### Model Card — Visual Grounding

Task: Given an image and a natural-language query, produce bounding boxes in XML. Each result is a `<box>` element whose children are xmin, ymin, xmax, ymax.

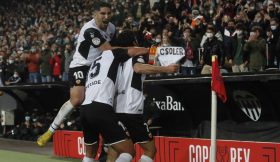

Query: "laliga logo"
<box><xmin>233</xmin><ymin>90</ymin><xmax>262</xmax><ymax>121</ymax></box>
<box><xmin>153</xmin><ymin>96</ymin><xmax>184</xmax><ymax>111</ymax></box>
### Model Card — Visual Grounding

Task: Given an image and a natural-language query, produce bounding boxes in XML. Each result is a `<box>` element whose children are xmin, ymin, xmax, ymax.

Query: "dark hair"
<box><xmin>251</xmin><ymin>26</ymin><xmax>262</xmax><ymax>34</ymax></box>
<box><xmin>93</xmin><ymin>1</ymin><xmax>111</xmax><ymax>11</ymax></box>
<box><xmin>117</xmin><ymin>30</ymin><xmax>136</xmax><ymax>47</ymax></box>
<box><xmin>270</xmin><ymin>18</ymin><xmax>279</xmax><ymax>24</ymax></box>
<box><xmin>207</xmin><ymin>26</ymin><xmax>216</xmax><ymax>33</ymax></box>
<box><xmin>235</xmin><ymin>23</ymin><xmax>244</xmax><ymax>30</ymax></box>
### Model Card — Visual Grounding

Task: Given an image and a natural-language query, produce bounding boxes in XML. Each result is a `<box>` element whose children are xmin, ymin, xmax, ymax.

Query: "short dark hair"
<box><xmin>93</xmin><ymin>1</ymin><xmax>111</xmax><ymax>11</ymax></box>
<box><xmin>235</xmin><ymin>23</ymin><xmax>245</xmax><ymax>30</ymax></box>
<box><xmin>117</xmin><ymin>30</ymin><xmax>136</xmax><ymax>47</ymax></box>
<box><xmin>251</xmin><ymin>26</ymin><xmax>262</xmax><ymax>34</ymax></box>
<box><xmin>207</xmin><ymin>26</ymin><xmax>216</xmax><ymax>33</ymax></box>
<box><xmin>270</xmin><ymin>18</ymin><xmax>279</xmax><ymax>24</ymax></box>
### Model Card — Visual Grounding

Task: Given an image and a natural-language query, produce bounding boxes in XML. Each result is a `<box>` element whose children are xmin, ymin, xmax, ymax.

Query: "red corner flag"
<box><xmin>211</xmin><ymin>55</ymin><xmax>227</xmax><ymax>103</ymax></box>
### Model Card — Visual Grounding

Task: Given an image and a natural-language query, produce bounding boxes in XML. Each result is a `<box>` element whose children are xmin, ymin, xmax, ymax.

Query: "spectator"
<box><xmin>179</xmin><ymin>27</ymin><xmax>200</xmax><ymax>75</ymax></box>
<box><xmin>62</xmin><ymin>43</ymin><xmax>73</xmax><ymax>82</ymax></box>
<box><xmin>50</xmin><ymin>50</ymin><xmax>62</xmax><ymax>82</ymax></box>
<box><xmin>17</xmin><ymin>51</ymin><xmax>28</xmax><ymax>82</ymax></box>
<box><xmin>200</xmin><ymin>26</ymin><xmax>225</xmax><ymax>74</ymax></box>
<box><xmin>25</xmin><ymin>47</ymin><xmax>40</xmax><ymax>83</ymax></box>
<box><xmin>243</xmin><ymin>26</ymin><xmax>266</xmax><ymax>72</ymax></box>
<box><xmin>267</xmin><ymin>18</ymin><xmax>280</xmax><ymax>68</ymax></box>
<box><xmin>131</xmin><ymin>0</ymin><xmax>150</xmax><ymax>21</ymax></box>
<box><xmin>0</xmin><ymin>56</ymin><xmax>5</xmax><ymax>86</ymax></box>
<box><xmin>228</xmin><ymin>23</ymin><xmax>248</xmax><ymax>73</ymax></box>
<box><xmin>40</xmin><ymin>43</ymin><xmax>52</xmax><ymax>83</ymax></box>
<box><xmin>5</xmin><ymin>70</ymin><xmax>22</xmax><ymax>85</ymax></box>
<box><xmin>5</xmin><ymin>56</ymin><xmax>17</xmax><ymax>80</ymax></box>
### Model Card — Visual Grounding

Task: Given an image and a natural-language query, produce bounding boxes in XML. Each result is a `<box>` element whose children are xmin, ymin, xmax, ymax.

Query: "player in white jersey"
<box><xmin>37</xmin><ymin>1</ymin><xmax>117</xmax><ymax>147</ymax></box>
<box><xmin>80</xmin><ymin>32</ymin><xmax>150</xmax><ymax>162</ymax></box>
<box><xmin>107</xmin><ymin>30</ymin><xmax>179</xmax><ymax>162</ymax></box>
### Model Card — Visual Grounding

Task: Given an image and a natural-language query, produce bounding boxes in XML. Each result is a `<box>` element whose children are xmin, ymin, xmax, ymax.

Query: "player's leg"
<box><xmin>106</xmin><ymin>146</ymin><xmax>119</xmax><ymax>162</ymax></box>
<box><xmin>120</xmin><ymin>114</ymin><xmax>156</xmax><ymax>162</ymax></box>
<box><xmin>111</xmin><ymin>139</ymin><xmax>135</xmax><ymax>162</ymax></box>
<box><xmin>37</xmin><ymin>87</ymin><xmax>85</xmax><ymax>147</ymax></box>
<box><xmin>138</xmin><ymin>140</ymin><xmax>156</xmax><ymax>162</ymax></box>
<box><xmin>50</xmin><ymin>86</ymin><xmax>85</xmax><ymax>130</ymax></box>
<box><xmin>99</xmin><ymin>105</ymin><xmax>135</xmax><ymax>162</ymax></box>
<box><xmin>83</xmin><ymin>143</ymin><xmax>100</xmax><ymax>162</ymax></box>
<box><xmin>80</xmin><ymin>103</ymin><xmax>100</xmax><ymax>162</ymax></box>
<box><xmin>37</xmin><ymin>66</ymin><xmax>88</xmax><ymax>147</ymax></box>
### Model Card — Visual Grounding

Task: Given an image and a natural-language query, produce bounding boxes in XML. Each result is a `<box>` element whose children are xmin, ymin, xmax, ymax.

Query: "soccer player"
<box><xmin>37</xmin><ymin>1</ymin><xmax>117</xmax><ymax>146</ymax></box>
<box><xmin>107</xmin><ymin>30</ymin><xmax>179</xmax><ymax>162</ymax></box>
<box><xmin>80</xmin><ymin>31</ymin><xmax>150</xmax><ymax>162</ymax></box>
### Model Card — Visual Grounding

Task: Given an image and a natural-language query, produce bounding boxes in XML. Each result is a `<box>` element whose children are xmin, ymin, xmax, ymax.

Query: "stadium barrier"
<box><xmin>53</xmin><ymin>130</ymin><xmax>280</xmax><ymax>162</ymax></box>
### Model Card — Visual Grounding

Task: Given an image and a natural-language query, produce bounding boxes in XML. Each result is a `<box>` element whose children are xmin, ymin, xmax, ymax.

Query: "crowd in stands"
<box><xmin>1</xmin><ymin>0</ymin><xmax>280</xmax><ymax>140</ymax></box>
<box><xmin>0</xmin><ymin>0</ymin><xmax>280</xmax><ymax>85</ymax></box>
<box><xmin>1</xmin><ymin>108</ymin><xmax>81</xmax><ymax>141</ymax></box>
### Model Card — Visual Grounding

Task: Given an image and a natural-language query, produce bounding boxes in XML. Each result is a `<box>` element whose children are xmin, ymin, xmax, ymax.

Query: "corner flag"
<box><xmin>211</xmin><ymin>55</ymin><xmax>227</xmax><ymax>103</ymax></box>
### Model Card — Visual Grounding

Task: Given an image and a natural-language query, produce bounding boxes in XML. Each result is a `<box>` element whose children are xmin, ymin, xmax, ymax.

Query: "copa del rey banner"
<box><xmin>53</xmin><ymin>130</ymin><xmax>280</xmax><ymax>162</ymax></box>
<box><xmin>157</xmin><ymin>47</ymin><xmax>185</xmax><ymax>66</ymax></box>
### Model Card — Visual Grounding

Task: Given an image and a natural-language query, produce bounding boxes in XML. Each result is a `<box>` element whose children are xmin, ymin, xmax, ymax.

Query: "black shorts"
<box><xmin>116</xmin><ymin>113</ymin><xmax>153</xmax><ymax>144</ymax></box>
<box><xmin>80</xmin><ymin>101</ymin><xmax>128</xmax><ymax>145</ymax></box>
<box><xmin>68</xmin><ymin>66</ymin><xmax>90</xmax><ymax>87</ymax></box>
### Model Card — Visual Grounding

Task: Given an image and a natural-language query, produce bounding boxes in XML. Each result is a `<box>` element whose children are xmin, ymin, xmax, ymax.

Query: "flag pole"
<box><xmin>210</xmin><ymin>90</ymin><xmax>217</xmax><ymax>162</ymax></box>
<box><xmin>210</xmin><ymin>55</ymin><xmax>218</xmax><ymax>162</ymax></box>
<box><xmin>210</xmin><ymin>55</ymin><xmax>227</xmax><ymax>162</ymax></box>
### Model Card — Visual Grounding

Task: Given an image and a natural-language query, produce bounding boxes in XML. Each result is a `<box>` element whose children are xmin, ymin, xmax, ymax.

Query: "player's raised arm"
<box><xmin>127</xmin><ymin>47</ymin><xmax>149</xmax><ymax>57</ymax></box>
<box><xmin>134</xmin><ymin>63</ymin><xmax>179</xmax><ymax>74</ymax></box>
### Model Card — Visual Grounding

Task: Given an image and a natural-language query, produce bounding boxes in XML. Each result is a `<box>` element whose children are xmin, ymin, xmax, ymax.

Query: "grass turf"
<box><xmin>0</xmin><ymin>149</ymin><xmax>81</xmax><ymax>162</ymax></box>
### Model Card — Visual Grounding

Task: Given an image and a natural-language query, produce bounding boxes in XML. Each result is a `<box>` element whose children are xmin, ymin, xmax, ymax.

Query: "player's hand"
<box><xmin>166</xmin><ymin>64</ymin><xmax>179</xmax><ymax>73</ymax></box>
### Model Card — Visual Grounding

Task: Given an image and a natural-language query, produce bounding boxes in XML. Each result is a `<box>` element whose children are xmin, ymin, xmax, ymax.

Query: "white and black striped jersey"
<box><xmin>82</xmin><ymin>49</ymin><xmax>130</xmax><ymax>106</ymax></box>
<box><xmin>115</xmin><ymin>56</ymin><xmax>147</xmax><ymax>114</ymax></box>
<box><xmin>70</xmin><ymin>19</ymin><xmax>116</xmax><ymax>68</ymax></box>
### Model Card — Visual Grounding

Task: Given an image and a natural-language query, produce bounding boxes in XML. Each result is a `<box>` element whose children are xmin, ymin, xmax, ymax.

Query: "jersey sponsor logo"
<box><xmin>76</xmin><ymin>80</ymin><xmax>81</xmax><ymax>85</ymax></box>
<box><xmin>233</xmin><ymin>90</ymin><xmax>262</xmax><ymax>121</ymax></box>
<box><xmin>153</xmin><ymin>96</ymin><xmax>184</xmax><ymax>111</ymax></box>
<box><xmin>92</xmin><ymin>37</ymin><xmax>101</xmax><ymax>46</ymax></box>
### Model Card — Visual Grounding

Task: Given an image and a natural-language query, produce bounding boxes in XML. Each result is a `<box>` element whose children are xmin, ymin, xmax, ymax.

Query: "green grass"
<box><xmin>0</xmin><ymin>149</ymin><xmax>81</xmax><ymax>162</ymax></box>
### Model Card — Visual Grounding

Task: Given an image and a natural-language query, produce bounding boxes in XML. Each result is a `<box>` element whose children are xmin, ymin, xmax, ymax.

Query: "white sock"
<box><xmin>115</xmin><ymin>153</ymin><xmax>133</xmax><ymax>162</ymax></box>
<box><xmin>49</xmin><ymin>100</ymin><xmax>74</xmax><ymax>132</ymax></box>
<box><xmin>139</xmin><ymin>155</ymin><xmax>153</xmax><ymax>162</ymax></box>
<box><xmin>82</xmin><ymin>156</ymin><xmax>99</xmax><ymax>162</ymax></box>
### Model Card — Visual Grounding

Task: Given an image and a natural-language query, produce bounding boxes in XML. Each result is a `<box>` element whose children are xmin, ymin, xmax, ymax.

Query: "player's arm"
<box><xmin>99</xmin><ymin>41</ymin><xmax>112</xmax><ymax>51</ymax></box>
<box><xmin>127</xmin><ymin>47</ymin><xmax>149</xmax><ymax>57</ymax></box>
<box><xmin>134</xmin><ymin>63</ymin><xmax>178</xmax><ymax>74</ymax></box>
<box><xmin>133</xmin><ymin>56</ymin><xmax>179</xmax><ymax>74</ymax></box>
<box><xmin>112</xmin><ymin>48</ymin><xmax>149</xmax><ymax>64</ymax></box>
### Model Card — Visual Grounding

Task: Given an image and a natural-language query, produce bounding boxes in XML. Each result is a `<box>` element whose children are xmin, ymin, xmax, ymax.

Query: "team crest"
<box><xmin>76</xmin><ymin>80</ymin><xmax>81</xmax><ymax>85</ymax></box>
<box><xmin>92</xmin><ymin>38</ymin><xmax>101</xmax><ymax>46</ymax></box>
<box><xmin>233</xmin><ymin>90</ymin><xmax>262</xmax><ymax>121</ymax></box>
<box><xmin>137</xmin><ymin>57</ymin><xmax>145</xmax><ymax>63</ymax></box>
